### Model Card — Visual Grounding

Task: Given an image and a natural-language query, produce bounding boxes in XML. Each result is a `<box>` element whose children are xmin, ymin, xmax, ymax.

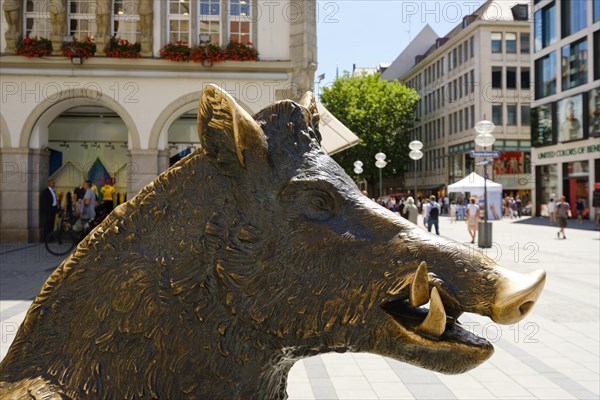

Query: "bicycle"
<box><xmin>44</xmin><ymin>211</ymin><xmax>86</xmax><ymax>256</ymax></box>
<box><xmin>45</xmin><ymin>203</ymin><xmax>110</xmax><ymax>256</ymax></box>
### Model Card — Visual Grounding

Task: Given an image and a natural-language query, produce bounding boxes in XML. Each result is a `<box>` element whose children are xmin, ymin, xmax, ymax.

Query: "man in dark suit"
<box><xmin>40</xmin><ymin>178</ymin><xmax>58</xmax><ymax>240</ymax></box>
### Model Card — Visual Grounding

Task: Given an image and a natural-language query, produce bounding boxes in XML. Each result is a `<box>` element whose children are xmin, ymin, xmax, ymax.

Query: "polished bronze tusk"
<box><xmin>417</xmin><ymin>287</ymin><xmax>446</xmax><ymax>337</ymax></box>
<box><xmin>410</xmin><ymin>261</ymin><xmax>430</xmax><ymax>307</ymax></box>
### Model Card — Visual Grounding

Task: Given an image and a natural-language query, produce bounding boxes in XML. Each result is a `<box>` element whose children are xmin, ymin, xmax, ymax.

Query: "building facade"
<box><xmin>530</xmin><ymin>0</ymin><xmax>600</xmax><ymax>219</ymax></box>
<box><xmin>0</xmin><ymin>0</ymin><xmax>318</xmax><ymax>242</ymax></box>
<box><xmin>383</xmin><ymin>0</ymin><xmax>534</xmax><ymax>202</ymax></box>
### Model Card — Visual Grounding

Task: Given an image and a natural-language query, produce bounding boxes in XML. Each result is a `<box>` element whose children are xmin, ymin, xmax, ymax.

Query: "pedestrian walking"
<box><xmin>548</xmin><ymin>195</ymin><xmax>556</xmax><ymax>225</ymax></box>
<box><xmin>555</xmin><ymin>196</ymin><xmax>571</xmax><ymax>239</ymax></box>
<box><xmin>466</xmin><ymin>197</ymin><xmax>479</xmax><ymax>244</ymax></box>
<box><xmin>403</xmin><ymin>196</ymin><xmax>419</xmax><ymax>225</ymax></box>
<box><xmin>426</xmin><ymin>195</ymin><xmax>441</xmax><ymax>235</ymax></box>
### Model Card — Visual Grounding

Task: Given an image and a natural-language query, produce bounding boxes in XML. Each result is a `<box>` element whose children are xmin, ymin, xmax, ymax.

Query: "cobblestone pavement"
<box><xmin>1</xmin><ymin>216</ymin><xmax>599</xmax><ymax>399</ymax></box>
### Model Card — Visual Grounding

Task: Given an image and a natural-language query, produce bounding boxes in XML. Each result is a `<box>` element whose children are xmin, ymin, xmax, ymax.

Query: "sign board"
<box><xmin>470</xmin><ymin>150</ymin><xmax>501</xmax><ymax>158</ymax></box>
<box><xmin>476</xmin><ymin>160</ymin><xmax>494</xmax><ymax>166</ymax></box>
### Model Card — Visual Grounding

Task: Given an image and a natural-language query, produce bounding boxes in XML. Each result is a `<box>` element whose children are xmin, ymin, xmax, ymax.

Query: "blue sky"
<box><xmin>315</xmin><ymin>0</ymin><xmax>487</xmax><ymax>93</ymax></box>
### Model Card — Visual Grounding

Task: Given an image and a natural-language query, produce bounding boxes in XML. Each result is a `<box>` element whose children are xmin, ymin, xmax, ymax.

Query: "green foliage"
<box><xmin>320</xmin><ymin>72</ymin><xmax>419</xmax><ymax>184</ymax></box>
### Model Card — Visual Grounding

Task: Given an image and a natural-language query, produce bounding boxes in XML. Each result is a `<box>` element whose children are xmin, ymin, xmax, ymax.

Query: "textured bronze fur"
<box><xmin>0</xmin><ymin>86</ymin><xmax>543</xmax><ymax>399</ymax></box>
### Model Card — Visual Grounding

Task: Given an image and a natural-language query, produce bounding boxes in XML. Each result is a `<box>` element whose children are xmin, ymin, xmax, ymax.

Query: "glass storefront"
<box><xmin>563</xmin><ymin>160</ymin><xmax>590</xmax><ymax>218</ymax></box>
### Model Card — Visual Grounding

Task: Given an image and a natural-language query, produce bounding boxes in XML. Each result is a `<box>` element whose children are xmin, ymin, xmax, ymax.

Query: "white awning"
<box><xmin>317</xmin><ymin>102</ymin><xmax>360</xmax><ymax>155</ymax></box>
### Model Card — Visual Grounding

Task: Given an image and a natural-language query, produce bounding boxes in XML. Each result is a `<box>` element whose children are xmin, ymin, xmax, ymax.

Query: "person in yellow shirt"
<box><xmin>101</xmin><ymin>178</ymin><xmax>116</xmax><ymax>214</ymax></box>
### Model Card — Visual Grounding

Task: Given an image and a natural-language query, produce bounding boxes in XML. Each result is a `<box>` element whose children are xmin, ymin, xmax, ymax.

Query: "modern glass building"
<box><xmin>531</xmin><ymin>0</ymin><xmax>600</xmax><ymax>218</ymax></box>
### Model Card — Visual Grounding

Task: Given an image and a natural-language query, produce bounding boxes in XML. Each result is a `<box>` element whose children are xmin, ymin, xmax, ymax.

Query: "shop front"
<box><xmin>533</xmin><ymin>141</ymin><xmax>600</xmax><ymax>218</ymax></box>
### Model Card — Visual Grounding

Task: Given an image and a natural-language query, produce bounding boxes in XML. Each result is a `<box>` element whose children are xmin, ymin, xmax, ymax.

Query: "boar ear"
<box><xmin>198</xmin><ymin>84</ymin><xmax>267</xmax><ymax>167</ymax></box>
<box><xmin>298</xmin><ymin>91</ymin><xmax>322</xmax><ymax>144</ymax></box>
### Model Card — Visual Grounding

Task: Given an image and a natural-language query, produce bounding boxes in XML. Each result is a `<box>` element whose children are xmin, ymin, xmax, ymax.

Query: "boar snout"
<box><xmin>491</xmin><ymin>267</ymin><xmax>546</xmax><ymax>324</ymax></box>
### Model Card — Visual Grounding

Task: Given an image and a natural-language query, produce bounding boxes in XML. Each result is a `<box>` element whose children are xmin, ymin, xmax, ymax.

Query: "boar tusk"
<box><xmin>410</xmin><ymin>261</ymin><xmax>430</xmax><ymax>307</ymax></box>
<box><xmin>417</xmin><ymin>287</ymin><xmax>446</xmax><ymax>338</ymax></box>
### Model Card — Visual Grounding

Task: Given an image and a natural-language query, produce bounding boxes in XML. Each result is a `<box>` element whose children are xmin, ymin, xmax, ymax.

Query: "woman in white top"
<box><xmin>466</xmin><ymin>197</ymin><xmax>480</xmax><ymax>244</ymax></box>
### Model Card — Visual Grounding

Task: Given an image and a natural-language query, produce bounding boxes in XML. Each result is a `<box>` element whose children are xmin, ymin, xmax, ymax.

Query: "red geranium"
<box><xmin>16</xmin><ymin>35</ymin><xmax>53</xmax><ymax>58</ymax></box>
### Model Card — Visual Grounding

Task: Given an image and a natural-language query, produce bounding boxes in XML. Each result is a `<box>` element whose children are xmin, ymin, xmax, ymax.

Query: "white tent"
<box><xmin>448</xmin><ymin>172</ymin><xmax>503</xmax><ymax>220</ymax></box>
<box><xmin>317</xmin><ymin>102</ymin><xmax>360</xmax><ymax>155</ymax></box>
<box><xmin>448</xmin><ymin>172</ymin><xmax>502</xmax><ymax>193</ymax></box>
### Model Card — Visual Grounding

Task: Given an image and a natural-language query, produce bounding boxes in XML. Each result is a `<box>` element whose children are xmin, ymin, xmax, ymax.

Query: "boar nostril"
<box><xmin>519</xmin><ymin>301</ymin><xmax>534</xmax><ymax>315</ymax></box>
<box><xmin>491</xmin><ymin>268</ymin><xmax>546</xmax><ymax>324</ymax></box>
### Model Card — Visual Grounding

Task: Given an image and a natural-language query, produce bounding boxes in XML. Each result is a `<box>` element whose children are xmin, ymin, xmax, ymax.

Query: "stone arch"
<box><xmin>19</xmin><ymin>88</ymin><xmax>140</xmax><ymax>149</ymax></box>
<box><xmin>0</xmin><ymin>113</ymin><xmax>11</xmax><ymax>148</ymax></box>
<box><xmin>148</xmin><ymin>91</ymin><xmax>253</xmax><ymax>150</ymax></box>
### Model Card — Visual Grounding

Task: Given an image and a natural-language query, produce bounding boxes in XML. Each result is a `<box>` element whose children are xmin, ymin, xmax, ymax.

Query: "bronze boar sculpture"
<box><xmin>0</xmin><ymin>85</ymin><xmax>545</xmax><ymax>399</ymax></box>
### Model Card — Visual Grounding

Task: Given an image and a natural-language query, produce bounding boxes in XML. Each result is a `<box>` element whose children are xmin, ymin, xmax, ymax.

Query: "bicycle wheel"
<box><xmin>45</xmin><ymin>229</ymin><xmax>78</xmax><ymax>256</ymax></box>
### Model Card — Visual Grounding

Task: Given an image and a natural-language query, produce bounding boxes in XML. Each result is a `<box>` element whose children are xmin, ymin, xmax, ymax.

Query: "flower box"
<box><xmin>16</xmin><ymin>35</ymin><xmax>53</xmax><ymax>58</ymax></box>
<box><xmin>223</xmin><ymin>40</ymin><xmax>258</xmax><ymax>61</ymax></box>
<box><xmin>159</xmin><ymin>41</ymin><xmax>191</xmax><ymax>62</ymax></box>
<box><xmin>105</xmin><ymin>37</ymin><xmax>141</xmax><ymax>59</ymax></box>
<box><xmin>62</xmin><ymin>37</ymin><xmax>96</xmax><ymax>60</ymax></box>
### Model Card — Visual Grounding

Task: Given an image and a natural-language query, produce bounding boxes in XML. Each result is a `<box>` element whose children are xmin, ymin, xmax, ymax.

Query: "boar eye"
<box><xmin>304</xmin><ymin>190</ymin><xmax>336</xmax><ymax>221</ymax></box>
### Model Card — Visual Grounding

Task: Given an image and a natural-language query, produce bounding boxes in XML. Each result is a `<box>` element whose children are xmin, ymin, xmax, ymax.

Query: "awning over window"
<box><xmin>317</xmin><ymin>102</ymin><xmax>360</xmax><ymax>155</ymax></box>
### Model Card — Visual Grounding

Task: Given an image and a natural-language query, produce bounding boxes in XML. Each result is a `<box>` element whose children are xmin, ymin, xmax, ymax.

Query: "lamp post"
<box><xmin>474</xmin><ymin>120</ymin><xmax>496</xmax><ymax>248</ymax></box>
<box><xmin>353</xmin><ymin>160</ymin><xmax>363</xmax><ymax>189</ymax></box>
<box><xmin>408</xmin><ymin>140</ymin><xmax>423</xmax><ymax>200</ymax></box>
<box><xmin>375</xmin><ymin>152</ymin><xmax>387</xmax><ymax>199</ymax></box>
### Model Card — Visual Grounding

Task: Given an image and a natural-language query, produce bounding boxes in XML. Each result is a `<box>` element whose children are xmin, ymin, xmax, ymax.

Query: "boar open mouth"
<box><xmin>380</xmin><ymin>261</ymin><xmax>492</xmax><ymax>350</ymax></box>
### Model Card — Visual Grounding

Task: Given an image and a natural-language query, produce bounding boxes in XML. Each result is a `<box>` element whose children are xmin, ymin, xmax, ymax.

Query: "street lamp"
<box><xmin>353</xmin><ymin>160</ymin><xmax>363</xmax><ymax>188</ymax></box>
<box><xmin>474</xmin><ymin>120</ymin><xmax>496</xmax><ymax>248</ymax></box>
<box><xmin>408</xmin><ymin>140</ymin><xmax>423</xmax><ymax>200</ymax></box>
<box><xmin>375</xmin><ymin>152</ymin><xmax>387</xmax><ymax>199</ymax></box>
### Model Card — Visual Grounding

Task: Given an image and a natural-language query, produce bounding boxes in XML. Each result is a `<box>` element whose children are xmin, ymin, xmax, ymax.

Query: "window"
<box><xmin>449</xmin><ymin>114</ymin><xmax>454</xmax><ymax>134</ymax></box>
<box><xmin>463</xmin><ymin>40</ymin><xmax>468</xmax><ymax>62</ymax></box>
<box><xmin>521</xmin><ymin>105</ymin><xmax>530</xmax><ymax>125</ymax></box>
<box><xmin>561</xmin><ymin>0</ymin><xmax>587</xmax><ymax>38</ymax></box>
<box><xmin>458</xmin><ymin>44</ymin><xmax>463</xmax><ymax>65</ymax></box>
<box><xmin>470</xmin><ymin>36</ymin><xmax>474</xmax><ymax>58</ymax></box>
<box><xmin>531</xmin><ymin>104</ymin><xmax>555</xmax><ymax>146</ymax></box>
<box><xmin>448</xmin><ymin>52</ymin><xmax>453</xmax><ymax>71</ymax></box>
<box><xmin>454</xmin><ymin>111</ymin><xmax>458</xmax><ymax>133</ymax></box>
<box><xmin>199</xmin><ymin>0</ymin><xmax>221</xmax><ymax>45</ymax></box>
<box><xmin>506</xmin><ymin>67</ymin><xmax>517</xmax><ymax>89</ymax></box>
<box><xmin>492</xmin><ymin>104</ymin><xmax>503</xmax><ymax>125</ymax></box>
<box><xmin>69</xmin><ymin>0</ymin><xmax>97</xmax><ymax>40</ymax></box>
<box><xmin>561</xmin><ymin>38</ymin><xmax>588</xmax><ymax>90</ymax></box>
<box><xmin>595</xmin><ymin>30</ymin><xmax>600</xmax><ymax>81</ymax></box>
<box><xmin>506</xmin><ymin>33</ymin><xmax>517</xmax><ymax>53</ymax></box>
<box><xmin>595</xmin><ymin>0</ymin><xmax>600</xmax><ymax>22</ymax></box>
<box><xmin>470</xmin><ymin>105</ymin><xmax>475</xmax><ymax>128</ymax></box>
<box><xmin>459</xmin><ymin>76</ymin><xmax>463</xmax><ymax>98</ymax></box>
<box><xmin>470</xmin><ymin>70</ymin><xmax>475</xmax><ymax>93</ymax></box>
<box><xmin>520</xmin><ymin>32</ymin><xmax>530</xmax><ymax>53</ymax></box>
<box><xmin>492</xmin><ymin>67</ymin><xmax>502</xmax><ymax>88</ymax></box>
<box><xmin>168</xmin><ymin>0</ymin><xmax>191</xmax><ymax>43</ymax></box>
<box><xmin>459</xmin><ymin>110</ymin><xmax>463</xmax><ymax>131</ymax></box>
<box><xmin>453</xmin><ymin>48</ymin><xmax>458</xmax><ymax>68</ymax></box>
<box><xmin>507</xmin><ymin>104</ymin><xmax>517</xmax><ymax>125</ymax></box>
<box><xmin>464</xmin><ymin>108</ymin><xmax>469</xmax><ymax>130</ymax></box>
<box><xmin>535</xmin><ymin>51</ymin><xmax>557</xmax><ymax>99</ymax></box>
<box><xmin>229</xmin><ymin>0</ymin><xmax>252</xmax><ymax>44</ymax></box>
<box><xmin>491</xmin><ymin>32</ymin><xmax>502</xmax><ymax>53</ymax></box>
<box><xmin>558</xmin><ymin>95</ymin><xmax>584</xmax><ymax>142</ymax></box>
<box><xmin>25</xmin><ymin>0</ymin><xmax>52</xmax><ymax>38</ymax></box>
<box><xmin>521</xmin><ymin>68</ymin><xmax>530</xmax><ymax>89</ymax></box>
<box><xmin>114</xmin><ymin>0</ymin><xmax>140</xmax><ymax>43</ymax></box>
<box><xmin>534</xmin><ymin>2</ymin><xmax>556</xmax><ymax>52</ymax></box>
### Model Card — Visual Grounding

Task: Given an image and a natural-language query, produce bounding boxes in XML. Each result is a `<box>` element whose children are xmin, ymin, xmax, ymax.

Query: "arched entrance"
<box><xmin>47</xmin><ymin>105</ymin><xmax>130</xmax><ymax>211</ymax></box>
<box><xmin>19</xmin><ymin>89</ymin><xmax>139</xmax><ymax>242</ymax></box>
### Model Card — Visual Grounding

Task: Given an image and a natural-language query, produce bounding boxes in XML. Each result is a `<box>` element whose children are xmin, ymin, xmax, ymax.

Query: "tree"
<box><xmin>320</xmin><ymin>72</ymin><xmax>419</xmax><ymax>195</ymax></box>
